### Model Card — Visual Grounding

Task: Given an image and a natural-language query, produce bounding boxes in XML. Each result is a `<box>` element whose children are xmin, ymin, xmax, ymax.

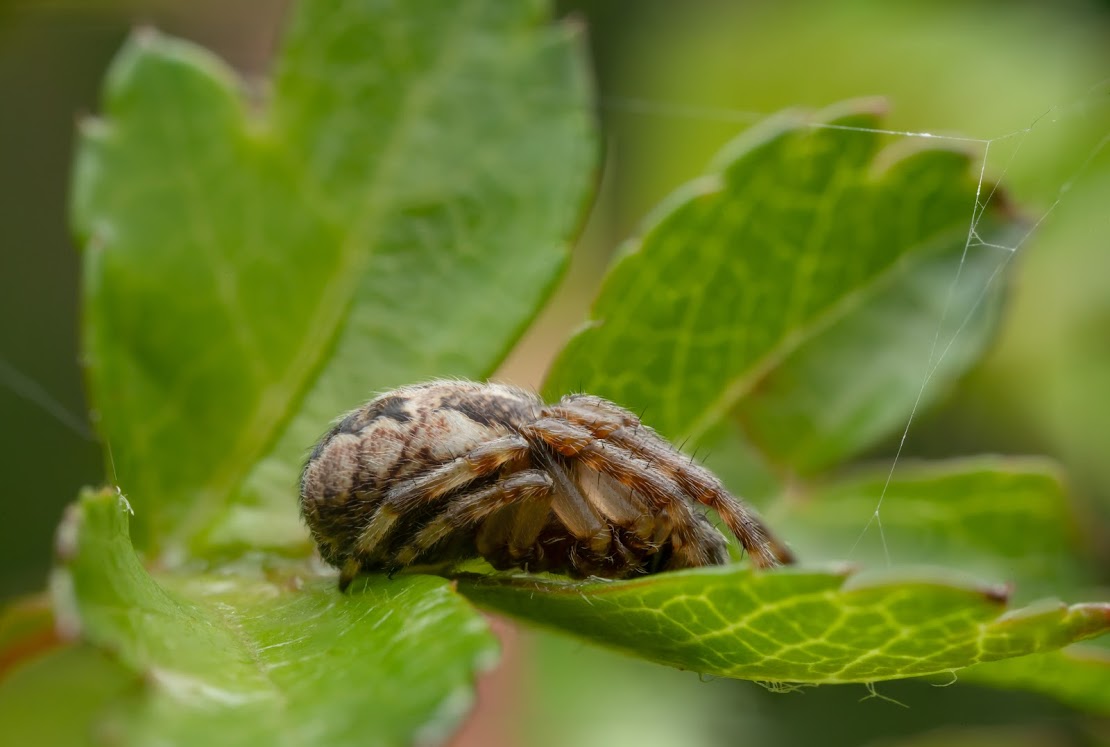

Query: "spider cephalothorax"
<box><xmin>300</xmin><ymin>380</ymin><xmax>794</xmax><ymax>590</ymax></box>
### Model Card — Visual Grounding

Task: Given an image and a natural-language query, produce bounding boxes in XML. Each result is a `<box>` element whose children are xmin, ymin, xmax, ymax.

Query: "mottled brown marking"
<box><xmin>299</xmin><ymin>380</ymin><xmax>793</xmax><ymax>589</ymax></box>
<box><xmin>440</xmin><ymin>388</ymin><xmax>533</xmax><ymax>428</ymax></box>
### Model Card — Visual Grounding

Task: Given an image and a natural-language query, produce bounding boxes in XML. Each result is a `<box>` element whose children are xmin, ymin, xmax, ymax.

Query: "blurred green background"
<box><xmin>1</xmin><ymin>0</ymin><xmax>1107</xmax><ymax>745</ymax></box>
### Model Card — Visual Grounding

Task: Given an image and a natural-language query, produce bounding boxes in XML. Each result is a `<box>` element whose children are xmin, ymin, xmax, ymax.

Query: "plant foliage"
<box><xmin>0</xmin><ymin>0</ymin><xmax>1106</xmax><ymax>744</ymax></box>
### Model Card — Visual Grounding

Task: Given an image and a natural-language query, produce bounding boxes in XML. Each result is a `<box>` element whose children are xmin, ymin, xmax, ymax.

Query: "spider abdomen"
<box><xmin>299</xmin><ymin>380</ymin><xmax>794</xmax><ymax>590</ymax></box>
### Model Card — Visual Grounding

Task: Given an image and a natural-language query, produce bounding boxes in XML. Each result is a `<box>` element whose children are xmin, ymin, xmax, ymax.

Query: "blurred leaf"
<box><xmin>869</xmin><ymin>724</ymin><xmax>1068</xmax><ymax>747</ymax></box>
<box><xmin>732</xmin><ymin>239</ymin><xmax>1012</xmax><ymax>475</ymax></box>
<box><xmin>957</xmin><ymin>646</ymin><xmax>1110</xmax><ymax>717</ymax></box>
<box><xmin>0</xmin><ymin>593</ymin><xmax>55</xmax><ymax>668</ymax></box>
<box><xmin>460</xmin><ymin>567</ymin><xmax>1109</xmax><ymax>684</ymax></box>
<box><xmin>71</xmin><ymin>0</ymin><xmax>594</xmax><ymax>552</ymax></box>
<box><xmin>782</xmin><ymin>456</ymin><xmax>1110</xmax><ymax>713</ymax></box>
<box><xmin>980</xmin><ymin>173</ymin><xmax>1110</xmax><ymax>520</ymax></box>
<box><xmin>778</xmin><ymin>457</ymin><xmax>1095</xmax><ymax>602</ymax></box>
<box><xmin>543</xmin><ymin>100</ymin><xmax>1021</xmax><ymax>474</ymax></box>
<box><xmin>50</xmin><ymin>488</ymin><xmax>498</xmax><ymax>747</ymax></box>
<box><xmin>0</xmin><ymin>643</ymin><xmax>136</xmax><ymax>747</ymax></box>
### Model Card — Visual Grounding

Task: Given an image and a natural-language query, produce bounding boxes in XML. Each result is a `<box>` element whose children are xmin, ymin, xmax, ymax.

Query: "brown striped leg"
<box><xmin>551</xmin><ymin>398</ymin><xmax>794</xmax><ymax>568</ymax></box>
<box><xmin>522</xmin><ymin>418</ymin><xmax>724</xmax><ymax>568</ymax></box>
<box><xmin>390</xmin><ymin>470</ymin><xmax>553</xmax><ymax>567</ymax></box>
<box><xmin>351</xmin><ymin>434</ymin><xmax>531</xmax><ymax>563</ymax></box>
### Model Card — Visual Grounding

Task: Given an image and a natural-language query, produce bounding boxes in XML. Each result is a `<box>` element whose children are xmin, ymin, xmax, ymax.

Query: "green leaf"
<box><xmin>0</xmin><ymin>644</ymin><xmax>136</xmax><ymax>747</ymax></box>
<box><xmin>459</xmin><ymin>567</ymin><xmax>1109</xmax><ymax>684</ymax></box>
<box><xmin>71</xmin><ymin>0</ymin><xmax>595</xmax><ymax>552</ymax></box>
<box><xmin>958</xmin><ymin>646</ymin><xmax>1110</xmax><ymax>716</ymax></box>
<box><xmin>0</xmin><ymin>597</ymin><xmax>133</xmax><ymax>747</ymax></box>
<box><xmin>777</xmin><ymin>457</ymin><xmax>1096</xmax><ymax>602</ymax></box>
<box><xmin>731</xmin><ymin>237</ymin><xmax>1010</xmax><ymax>475</ymax></box>
<box><xmin>50</xmin><ymin>488</ymin><xmax>498</xmax><ymax>746</ymax></box>
<box><xmin>543</xmin><ymin>100</ymin><xmax>1021</xmax><ymax>473</ymax></box>
<box><xmin>869</xmin><ymin>725</ymin><xmax>1074</xmax><ymax>747</ymax></box>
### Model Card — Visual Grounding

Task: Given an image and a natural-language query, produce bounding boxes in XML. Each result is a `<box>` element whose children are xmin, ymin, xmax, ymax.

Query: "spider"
<box><xmin>300</xmin><ymin>380</ymin><xmax>794</xmax><ymax>590</ymax></box>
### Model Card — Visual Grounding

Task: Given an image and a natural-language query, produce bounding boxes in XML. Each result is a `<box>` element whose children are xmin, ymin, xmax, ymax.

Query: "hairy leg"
<box><xmin>352</xmin><ymin>434</ymin><xmax>531</xmax><ymax>562</ymax></box>
<box><xmin>572</xmin><ymin>463</ymin><xmax>654</xmax><ymax>541</ymax></box>
<box><xmin>522</xmin><ymin>417</ymin><xmax>723</xmax><ymax>568</ymax></box>
<box><xmin>551</xmin><ymin>398</ymin><xmax>794</xmax><ymax>568</ymax></box>
<box><xmin>535</xmin><ymin>451</ymin><xmax>613</xmax><ymax>557</ymax></box>
<box><xmin>390</xmin><ymin>469</ymin><xmax>554</xmax><ymax>567</ymax></box>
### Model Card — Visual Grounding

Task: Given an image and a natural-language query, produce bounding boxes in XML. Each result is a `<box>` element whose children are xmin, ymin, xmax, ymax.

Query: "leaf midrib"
<box><xmin>173</xmin><ymin>0</ymin><xmax>486</xmax><ymax>546</ymax></box>
<box><xmin>680</xmin><ymin>219</ymin><xmax>975</xmax><ymax>445</ymax></box>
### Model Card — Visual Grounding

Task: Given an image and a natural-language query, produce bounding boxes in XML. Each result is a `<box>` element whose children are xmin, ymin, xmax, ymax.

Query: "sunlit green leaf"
<box><xmin>50</xmin><ymin>488</ymin><xmax>498</xmax><ymax>746</ymax></box>
<box><xmin>71</xmin><ymin>0</ymin><xmax>594</xmax><ymax>552</ymax></box>
<box><xmin>543</xmin><ymin>100</ymin><xmax>1022</xmax><ymax>474</ymax></box>
<box><xmin>51</xmin><ymin>0</ymin><xmax>1108</xmax><ymax>738</ymax></box>
<box><xmin>460</xmin><ymin>566</ymin><xmax>1109</xmax><ymax>684</ymax></box>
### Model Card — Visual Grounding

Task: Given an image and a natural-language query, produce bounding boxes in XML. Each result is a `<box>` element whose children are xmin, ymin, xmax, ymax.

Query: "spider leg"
<box><xmin>480</xmin><ymin>488</ymin><xmax>555</xmax><ymax>565</ymax></box>
<box><xmin>551</xmin><ymin>398</ymin><xmax>795</xmax><ymax>568</ymax></box>
<box><xmin>536</xmin><ymin>451</ymin><xmax>614</xmax><ymax>557</ymax></box>
<box><xmin>339</xmin><ymin>557</ymin><xmax>362</xmax><ymax>591</ymax></box>
<box><xmin>664</xmin><ymin>458</ymin><xmax>794</xmax><ymax>567</ymax></box>
<box><xmin>549</xmin><ymin>394</ymin><xmax>637</xmax><ymax>435</ymax></box>
<box><xmin>352</xmin><ymin>434</ymin><xmax>531</xmax><ymax>562</ymax></box>
<box><xmin>572</xmin><ymin>462</ymin><xmax>654</xmax><ymax>540</ymax></box>
<box><xmin>522</xmin><ymin>417</ymin><xmax>723</xmax><ymax>568</ymax></box>
<box><xmin>391</xmin><ymin>470</ymin><xmax>554</xmax><ymax>567</ymax></box>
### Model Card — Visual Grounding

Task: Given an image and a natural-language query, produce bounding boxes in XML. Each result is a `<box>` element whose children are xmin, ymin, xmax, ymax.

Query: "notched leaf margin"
<box><xmin>457</xmin><ymin>563</ymin><xmax>1109</xmax><ymax>684</ymax></box>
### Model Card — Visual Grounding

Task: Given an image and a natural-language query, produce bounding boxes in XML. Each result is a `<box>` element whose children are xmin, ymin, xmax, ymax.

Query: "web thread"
<box><xmin>1</xmin><ymin>76</ymin><xmax>1108</xmax><ymax>568</ymax></box>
